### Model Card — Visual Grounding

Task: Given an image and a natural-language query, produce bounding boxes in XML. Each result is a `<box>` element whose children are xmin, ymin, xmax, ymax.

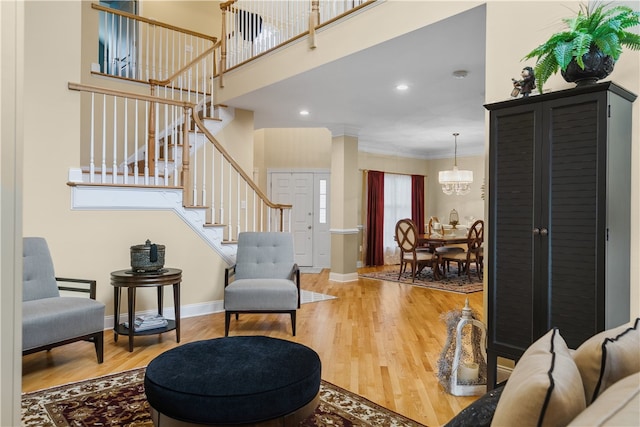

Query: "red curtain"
<box><xmin>411</xmin><ymin>175</ymin><xmax>425</xmax><ymax>234</ymax></box>
<box><xmin>366</xmin><ymin>171</ymin><xmax>385</xmax><ymax>266</ymax></box>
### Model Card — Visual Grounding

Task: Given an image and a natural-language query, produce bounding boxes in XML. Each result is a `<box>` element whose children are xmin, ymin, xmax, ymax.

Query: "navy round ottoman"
<box><xmin>144</xmin><ymin>336</ymin><xmax>322</xmax><ymax>426</ymax></box>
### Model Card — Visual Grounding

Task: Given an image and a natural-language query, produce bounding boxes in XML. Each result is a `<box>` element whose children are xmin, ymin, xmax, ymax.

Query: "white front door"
<box><xmin>270</xmin><ymin>172</ymin><xmax>314</xmax><ymax>266</ymax></box>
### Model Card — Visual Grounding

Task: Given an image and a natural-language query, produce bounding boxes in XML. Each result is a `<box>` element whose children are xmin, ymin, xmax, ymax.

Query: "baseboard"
<box><xmin>328</xmin><ymin>271</ymin><xmax>358</xmax><ymax>282</ymax></box>
<box><xmin>103</xmin><ymin>300</ymin><xmax>224</xmax><ymax>330</ymax></box>
<box><xmin>496</xmin><ymin>364</ymin><xmax>513</xmax><ymax>384</ymax></box>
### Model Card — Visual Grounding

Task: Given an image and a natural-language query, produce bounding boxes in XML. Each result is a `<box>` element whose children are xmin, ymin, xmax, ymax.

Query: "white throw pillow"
<box><xmin>573</xmin><ymin>318</ymin><xmax>640</xmax><ymax>404</ymax></box>
<box><xmin>567</xmin><ymin>372</ymin><xmax>640</xmax><ymax>426</ymax></box>
<box><xmin>491</xmin><ymin>328</ymin><xmax>586</xmax><ymax>427</ymax></box>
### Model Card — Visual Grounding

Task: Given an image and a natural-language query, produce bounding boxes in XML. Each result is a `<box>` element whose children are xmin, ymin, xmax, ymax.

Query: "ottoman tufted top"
<box><xmin>144</xmin><ymin>336</ymin><xmax>322</xmax><ymax>424</ymax></box>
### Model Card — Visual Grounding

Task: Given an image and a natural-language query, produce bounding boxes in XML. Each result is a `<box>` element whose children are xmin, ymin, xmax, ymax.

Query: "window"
<box><xmin>98</xmin><ymin>1</ymin><xmax>138</xmax><ymax>78</ymax></box>
<box><xmin>318</xmin><ymin>179</ymin><xmax>327</xmax><ymax>224</ymax></box>
<box><xmin>383</xmin><ymin>174</ymin><xmax>411</xmax><ymax>264</ymax></box>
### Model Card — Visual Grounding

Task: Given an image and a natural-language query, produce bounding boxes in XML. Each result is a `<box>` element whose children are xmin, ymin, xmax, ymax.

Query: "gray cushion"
<box><xmin>22</xmin><ymin>296</ymin><xmax>105</xmax><ymax>351</ymax></box>
<box><xmin>224</xmin><ymin>279</ymin><xmax>298</xmax><ymax>311</ymax></box>
<box><xmin>23</xmin><ymin>237</ymin><xmax>60</xmax><ymax>301</ymax></box>
<box><xmin>234</xmin><ymin>232</ymin><xmax>296</xmax><ymax>280</ymax></box>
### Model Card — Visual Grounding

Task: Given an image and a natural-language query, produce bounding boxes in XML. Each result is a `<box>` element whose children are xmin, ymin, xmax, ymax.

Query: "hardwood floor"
<box><xmin>22</xmin><ymin>266</ymin><xmax>483</xmax><ymax>426</ymax></box>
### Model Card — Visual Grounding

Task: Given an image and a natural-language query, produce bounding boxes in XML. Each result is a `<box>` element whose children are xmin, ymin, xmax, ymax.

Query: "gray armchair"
<box><xmin>22</xmin><ymin>237</ymin><xmax>105</xmax><ymax>363</ymax></box>
<box><xmin>224</xmin><ymin>232</ymin><xmax>300</xmax><ymax>336</ymax></box>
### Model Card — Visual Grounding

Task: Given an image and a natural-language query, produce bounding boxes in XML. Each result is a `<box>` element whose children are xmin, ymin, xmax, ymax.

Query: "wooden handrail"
<box><xmin>69</xmin><ymin>82</ymin><xmax>291</xmax><ymax>219</ymax></box>
<box><xmin>91</xmin><ymin>3</ymin><xmax>218</xmax><ymax>44</ymax></box>
<box><xmin>149</xmin><ymin>44</ymin><xmax>220</xmax><ymax>88</ymax></box>
<box><xmin>68</xmin><ymin>82</ymin><xmax>194</xmax><ymax>109</ymax></box>
<box><xmin>191</xmin><ymin>113</ymin><xmax>292</xmax><ymax>212</ymax></box>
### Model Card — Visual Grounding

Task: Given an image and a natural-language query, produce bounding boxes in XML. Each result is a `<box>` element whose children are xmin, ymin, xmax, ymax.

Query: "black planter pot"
<box><xmin>561</xmin><ymin>47</ymin><xmax>615</xmax><ymax>86</ymax></box>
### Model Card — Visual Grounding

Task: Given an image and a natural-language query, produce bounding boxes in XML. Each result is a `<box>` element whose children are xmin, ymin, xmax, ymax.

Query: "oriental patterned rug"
<box><xmin>22</xmin><ymin>367</ymin><xmax>425</xmax><ymax>427</ymax></box>
<box><xmin>360</xmin><ymin>266</ymin><xmax>483</xmax><ymax>294</ymax></box>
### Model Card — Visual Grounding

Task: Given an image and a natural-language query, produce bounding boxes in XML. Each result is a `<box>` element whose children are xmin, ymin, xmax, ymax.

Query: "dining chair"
<box><xmin>439</xmin><ymin>219</ymin><xmax>484</xmax><ymax>280</ymax></box>
<box><xmin>395</xmin><ymin>218</ymin><xmax>437</xmax><ymax>282</ymax></box>
<box><xmin>428</xmin><ymin>216</ymin><xmax>465</xmax><ymax>272</ymax></box>
<box><xmin>427</xmin><ymin>216</ymin><xmax>439</xmax><ymax>235</ymax></box>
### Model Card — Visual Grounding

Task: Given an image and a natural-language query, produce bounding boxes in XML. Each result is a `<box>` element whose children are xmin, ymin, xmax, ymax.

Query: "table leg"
<box><xmin>173</xmin><ymin>283</ymin><xmax>181</xmax><ymax>343</ymax></box>
<box><xmin>113</xmin><ymin>286</ymin><xmax>120</xmax><ymax>342</ymax></box>
<box><xmin>127</xmin><ymin>287</ymin><xmax>135</xmax><ymax>352</ymax></box>
<box><xmin>157</xmin><ymin>286</ymin><xmax>163</xmax><ymax>316</ymax></box>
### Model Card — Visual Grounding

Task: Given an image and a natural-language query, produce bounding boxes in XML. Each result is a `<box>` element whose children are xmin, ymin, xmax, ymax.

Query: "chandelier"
<box><xmin>439</xmin><ymin>132</ymin><xmax>473</xmax><ymax>195</ymax></box>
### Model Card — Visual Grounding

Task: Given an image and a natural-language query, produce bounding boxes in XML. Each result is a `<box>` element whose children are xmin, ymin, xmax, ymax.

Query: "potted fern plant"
<box><xmin>524</xmin><ymin>2</ymin><xmax>640</xmax><ymax>93</ymax></box>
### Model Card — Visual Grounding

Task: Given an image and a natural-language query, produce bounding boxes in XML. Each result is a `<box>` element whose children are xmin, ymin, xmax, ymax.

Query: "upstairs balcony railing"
<box><xmin>220</xmin><ymin>0</ymin><xmax>375</xmax><ymax>74</ymax></box>
<box><xmin>92</xmin><ymin>2</ymin><xmax>218</xmax><ymax>84</ymax></box>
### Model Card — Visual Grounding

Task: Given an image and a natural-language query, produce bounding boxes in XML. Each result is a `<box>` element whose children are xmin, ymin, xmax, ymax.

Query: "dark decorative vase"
<box><xmin>561</xmin><ymin>46</ymin><xmax>615</xmax><ymax>86</ymax></box>
<box><xmin>130</xmin><ymin>239</ymin><xmax>165</xmax><ymax>272</ymax></box>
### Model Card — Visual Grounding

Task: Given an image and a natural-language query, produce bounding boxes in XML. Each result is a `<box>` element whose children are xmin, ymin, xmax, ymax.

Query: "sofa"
<box><xmin>446</xmin><ymin>318</ymin><xmax>640</xmax><ymax>427</ymax></box>
<box><xmin>22</xmin><ymin>237</ymin><xmax>105</xmax><ymax>363</ymax></box>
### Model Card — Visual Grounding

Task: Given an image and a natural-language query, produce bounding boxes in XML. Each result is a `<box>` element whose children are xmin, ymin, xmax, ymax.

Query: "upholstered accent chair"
<box><xmin>22</xmin><ymin>237</ymin><xmax>105</xmax><ymax>363</ymax></box>
<box><xmin>224</xmin><ymin>232</ymin><xmax>301</xmax><ymax>336</ymax></box>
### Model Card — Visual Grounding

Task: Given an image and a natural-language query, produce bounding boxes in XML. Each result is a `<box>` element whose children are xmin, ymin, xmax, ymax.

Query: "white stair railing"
<box><xmin>68</xmin><ymin>82</ymin><xmax>291</xmax><ymax>241</ymax></box>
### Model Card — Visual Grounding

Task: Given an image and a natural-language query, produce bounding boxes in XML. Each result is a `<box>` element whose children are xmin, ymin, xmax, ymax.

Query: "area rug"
<box><xmin>360</xmin><ymin>266</ymin><xmax>483</xmax><ymax>294</ymax></box>
<box><xmin>301</xmin><ymin>289</ymin><xmax>337</xmax><ymax>304</ymax></box>
<box><xmin>22</xmin><ymin>367</ymin><xmax>425</xmax><ymax>427</ymax></box>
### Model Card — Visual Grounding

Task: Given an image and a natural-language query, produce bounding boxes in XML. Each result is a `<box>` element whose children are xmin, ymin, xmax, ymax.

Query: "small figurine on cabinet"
<box><xmin>511</xmin><ymin>66</ymin><xmax>536</xmax><ymax>97</ymax></box>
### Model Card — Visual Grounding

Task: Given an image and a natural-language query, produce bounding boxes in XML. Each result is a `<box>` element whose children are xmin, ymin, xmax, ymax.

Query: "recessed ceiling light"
<box><xmin>299</xmin><ymin>110</ymin><xmax>309</xmax><ymax>116</ymax></box>
<box><xmin>396</xmin><ymin>84</ymin><xmax>409</xmax><ymax>91</ymax></box>
<box><xmin>452</xmin><ymin>70</ymin><xmax>468</xmax><ymax>79</ymax></box>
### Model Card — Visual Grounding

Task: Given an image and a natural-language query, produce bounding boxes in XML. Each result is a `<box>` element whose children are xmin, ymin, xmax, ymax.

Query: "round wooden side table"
<box><xmin>110</xmin><ymin>268</ymin><xmax>182</xmax><ymax>352</ymax></box>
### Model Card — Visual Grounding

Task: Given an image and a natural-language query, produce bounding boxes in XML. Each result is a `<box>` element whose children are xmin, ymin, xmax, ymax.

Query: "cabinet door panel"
<box><xmin>547</xmin><ymin>99</ymin><xmax>602</xmax><ymax>348</ymax></box>
<box><xmin>489</xmin><ymin>109</ymin><xmax>537</xmax><ymax>353</ymax></box>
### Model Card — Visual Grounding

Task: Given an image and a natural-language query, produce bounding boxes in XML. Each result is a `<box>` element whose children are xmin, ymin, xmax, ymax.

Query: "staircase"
<box><xmin>69</xmin><ymin>1</ymin><xmax>372</xmax><ymax>264</ymax></box>
<box><xmin>68</xmin><ymin>97</ymin><xmax>246</xmax><ymax>264</ymax></box>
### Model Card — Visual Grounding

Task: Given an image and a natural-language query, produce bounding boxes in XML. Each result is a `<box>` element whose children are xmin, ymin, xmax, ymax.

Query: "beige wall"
<box><xmin>24</xmin><ymin>1</ymin><xmax>228</xmax><ymax>317</ymax></box>
<box><xmin>215</xmin><ymin>108</ymin><xmax>256</xmax><ymax>174</ymax></box>
<box><xmin>139</xmin><ymin>1</ymin><xmax>220</xmax><ymax>37</ymax></box>
<box><xmin>254</xmin><ymin>127</ymin><xmax>332</xmax><ymax>193</ymax></box>
<box><xmin>1</xmin><ymin>0</ymin><xmax>24</xmax><ymax>423</ymax></box>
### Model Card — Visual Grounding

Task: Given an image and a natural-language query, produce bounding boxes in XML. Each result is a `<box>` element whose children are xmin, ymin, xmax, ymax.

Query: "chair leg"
<box><xmin>290</xmin><ymin>311</ymin><xmax>296</xmax><ymax>336</ymax></box>
<box><xmin>93</xmin><ymin>331</ymin><xmax>104</xmax><ymax>364</ymax></box>
<box><xmin>225</xmin><ymin>311</ymin><xmax>231</xmax><ymax>336</ymax></box>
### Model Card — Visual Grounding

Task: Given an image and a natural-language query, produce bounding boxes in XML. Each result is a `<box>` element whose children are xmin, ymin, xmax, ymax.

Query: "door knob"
<box><xmin>533</xmin><ymin>228</ymin><xmax>540</xmax><ymax>235</ymax></box>
<box><xmin>540</xmin><ymin>228</ymin><xmax>548</xmax><ymax>236</ymax></box>
<box><xmin>308</xmin><ymin>226</ymin><xmax>312</xmax><ymax>230</ymax></box>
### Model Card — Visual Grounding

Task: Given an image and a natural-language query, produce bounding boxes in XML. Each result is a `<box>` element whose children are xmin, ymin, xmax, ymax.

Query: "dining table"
<box><xmin>417</xmin><ymin>233</ymin><xmax>469</xmax><ymax>279</ymax></box>
<box><xmin>418</xmin><ymin>233</ymin><xmax>468</xmax><ymax>249</ymax></box>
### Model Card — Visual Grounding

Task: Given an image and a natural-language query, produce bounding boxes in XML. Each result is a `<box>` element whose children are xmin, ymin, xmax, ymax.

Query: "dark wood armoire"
<box><xmin>484</xmin><ymin>82</ymin><xmax>636</xmax><ymax>388</ymax></box>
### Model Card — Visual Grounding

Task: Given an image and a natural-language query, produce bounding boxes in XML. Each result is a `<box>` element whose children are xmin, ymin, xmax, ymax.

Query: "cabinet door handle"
<box><xmin>540</xmin><ymin>228</ymin><xmax>548</xmax><ymax>236</ymax></box>
<box><xmin>533</xmin><ymin>228</ymin><xmax>540</xmax><ymax>235</ymax></box>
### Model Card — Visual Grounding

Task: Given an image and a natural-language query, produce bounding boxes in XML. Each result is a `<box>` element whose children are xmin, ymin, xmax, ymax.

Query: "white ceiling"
<box><xmin>223</xmin><ymin>5</ymin><xmax>487</xmax><ymax>160</ymax></box>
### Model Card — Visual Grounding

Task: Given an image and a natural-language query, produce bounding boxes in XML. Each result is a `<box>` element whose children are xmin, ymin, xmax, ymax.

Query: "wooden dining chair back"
<box><xmin>427</xmin><ymin>216</ymin><xmax>439</xmax><ymax>235</ymax></box>
<box><xmin>395</xmin><ymin>218</ymin><xmax>436</xmax><ymax>282</ymax></box>
<box><xmin>440</xmin><ymin>219</ymin><xmax>484</xmax><ymax>280</ymax></box>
